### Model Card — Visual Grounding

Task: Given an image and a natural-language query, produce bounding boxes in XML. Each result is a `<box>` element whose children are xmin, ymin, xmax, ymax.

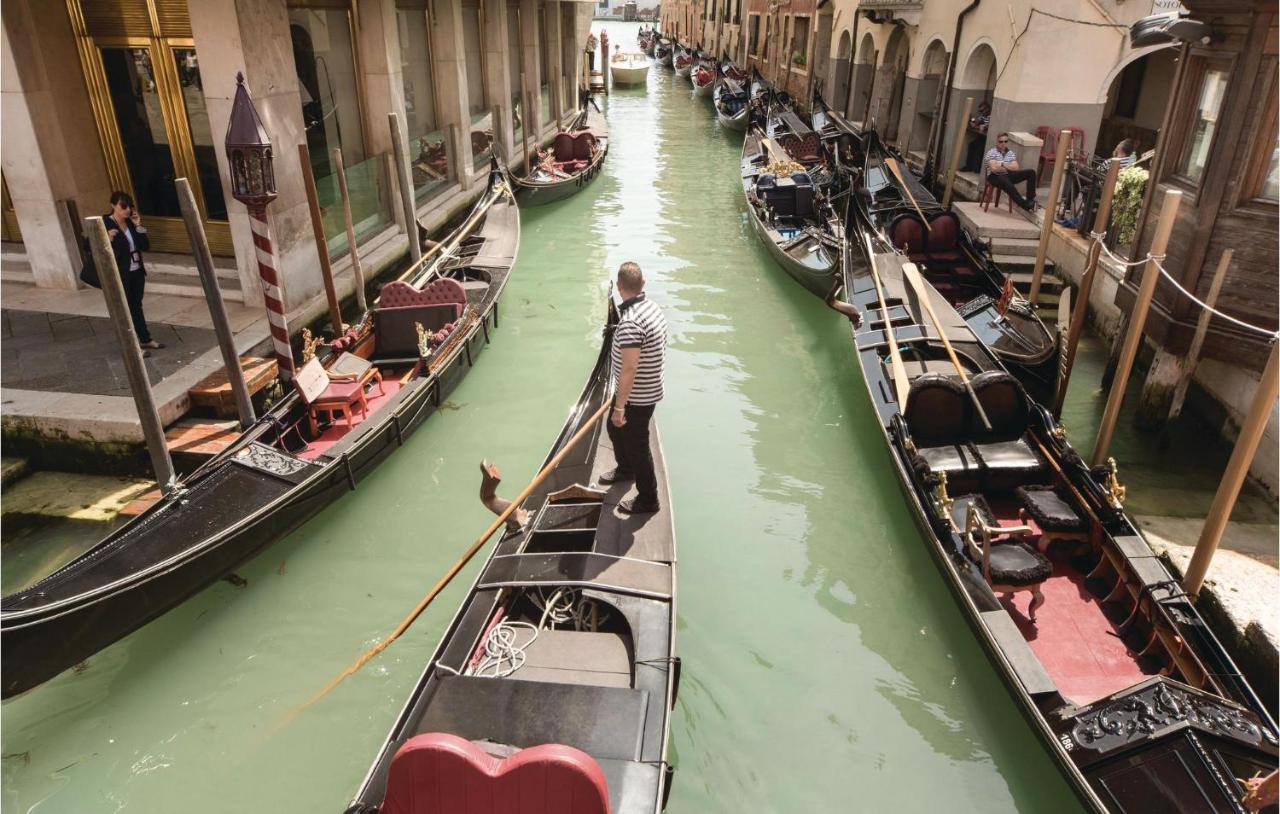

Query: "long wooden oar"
<box><xmin>303</xmin><ymin>399</ymin><xmax>610</xmax><ymax>707</ymax></box>
<box><xmin>899</xmin><ymin>260</ymin><xmax>992</xmax><ymax>431</ymax></box>
<box><xmin>884</xmin><ymin>157</ymin><xmax>932</xmax><ymax>233</ymax></box>
<box><xmin>863</xmin><ymin>232</ymin><xmax>911</xmax><ymax>409</ymax></box>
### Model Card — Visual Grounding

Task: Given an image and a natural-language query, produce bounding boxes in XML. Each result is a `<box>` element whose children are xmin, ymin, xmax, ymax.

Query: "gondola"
<box><xmin>849</xmin><ymin>128</ymin><xmax>1058</xmax><ymax>398</ymax></box>
<box><xmin>739</xmin><ymin>94</ymin><xmax>844</xmax><ymax>297</ymax></box>
<box><xmin>691</xmin><ymin>59</ymin><xmax>715</xmax><ymax>97</ymax></box>
<box><xmin>0</xmin><ymin>165</ymin><xmax>521</xmax><ymax>699</ymax></box>
<box><xmin>513</xmin><ymin>104</ymin><xmax>608</xmax><ymax>206</ymax></box>
<box><xmin>712</xmin><ymin>65</ymin><xmax>750</xmax><ymax>131</ymax></box>
<box><xmin>344</xmin><ymin>295</ymin><xmax>678</xmax><ymax>814</ymax></box>
<box><xmin>672</xmin><ymin>45</ymin><xmax>693</xmax><ymax>77</ymax></box>
<box><xmin>837</xmin><ymin>238</ymin><xmax>1279</xmax><ymax>813</ymax></box>
<box><xmin>638</xmin><ymin>28</ymin><xmax>656</xmax><ymax>56</ymax></box>
<box><xmin>654</xmin><ymin>39</ymin><xmax>672</xmax><ymax>67</ymax></box>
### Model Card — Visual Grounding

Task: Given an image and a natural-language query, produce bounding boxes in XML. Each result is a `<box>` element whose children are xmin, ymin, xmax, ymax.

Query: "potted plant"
<box><xmin>792</xmin><ymin>52</ymin><xmax>806</xmax><ymax>68</ymax></box>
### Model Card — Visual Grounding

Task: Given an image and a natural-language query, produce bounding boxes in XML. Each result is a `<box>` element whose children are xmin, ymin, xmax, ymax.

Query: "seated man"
<box><xmin>985</xmin><ymin>132</ymin><xmax>1038</xmax><ymax>211</ymax></box>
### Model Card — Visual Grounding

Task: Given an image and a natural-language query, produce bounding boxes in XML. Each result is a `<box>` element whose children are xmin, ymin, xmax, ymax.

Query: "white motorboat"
<box><xmin>611</xmin><ymin>51</ymin><xmax>650</xmax><ymax>87</ymax></box>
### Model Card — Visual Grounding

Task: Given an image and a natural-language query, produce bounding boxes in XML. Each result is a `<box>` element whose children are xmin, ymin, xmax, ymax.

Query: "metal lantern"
<box><xmin>225</xmin><ymin>72</ymin><xmax>277</xmax><ymax>208</ymax></box>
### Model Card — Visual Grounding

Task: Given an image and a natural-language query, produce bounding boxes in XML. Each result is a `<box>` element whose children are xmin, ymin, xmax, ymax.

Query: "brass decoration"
<box><xmin>300</xmin><ymin>328</ymin><xmax>324</xmax><ymax>363</ymax></box>
<box><xmin>1053</xmin><ymin>423</ymin><xmax>1067</xmax><ymax>441</ymax></box>
<box><xmin>1103</xmin><ymin>457</ymin><xmax>1127</xmax><ymax>508</ymax></box>
<box><xmin>932</xmin><ymin>471</ymin><xmax>954</xmax><ymax>523</ymax></box>
<box><xmin>415</xmin><ymin>321</ymin><xmax>431</xmax><ymax>357</ymax></box>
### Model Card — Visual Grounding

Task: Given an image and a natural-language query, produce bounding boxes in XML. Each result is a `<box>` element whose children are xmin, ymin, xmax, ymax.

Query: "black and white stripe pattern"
<box><xmin>611</xmin><ymin>294</ymin><xmax>667</xmax><ymax>406</ymax></box>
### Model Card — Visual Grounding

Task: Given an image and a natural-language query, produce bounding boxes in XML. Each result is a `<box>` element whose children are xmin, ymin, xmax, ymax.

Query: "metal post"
<box><xmin>601</xmin><ymin>30</ymin><xmax>610</xmax><ymax>92</ymax></box>
<box><xmin>941</xmin><ymin>96</ymin><xmax>973</xmax><ymax>210</ymax></box>
<box><xmin>1053</xmin><ymin>160</ymin><xmax>1121</xmax><ymax>417</ymax></box>
<box><xmin>247</xmin><ymin>205</ymin><xmax>296</xmax><ymax>381</ymax></box>
<box><xmin>1169</xmin><ymin>249</ymin><xmax>1233</xmax><ymax>421</ymax></box>
<box><xmin>1184</xmin><ymin>340</ymin><xmax>1279</xmax><ymax>597</ymax></box>
<box><xmin>389</xmin><ymin>113</ymin><xmax>423</xmax><ymax>265</ymax></box>
<box><xmin>1092</xmin><ymin>189</ymin><xmax>1182</xmax><ymax>466</ymax></box>
<box><xmin>298</xmin><ymin>144</ymin><xmax>345</xmax><ymax>336</ymax></box>
<box><xmin>84</xmin><ymin>217</ymin><xmax>177</xmax><ymax>494</ymax></box>
<box><xmin>176</xmin><ymin>179</ymin><xmax>255</xmax><ymax>429</ymax></box>
<box><xmin>332</xmin><ymin>148</ymin><xmax>367</xmax><ymax>312</ymax></box>
<box><xmin>1030</xmin><ymin>129</ymin><xmax>1071</xmax><ymax>305</ymax></box>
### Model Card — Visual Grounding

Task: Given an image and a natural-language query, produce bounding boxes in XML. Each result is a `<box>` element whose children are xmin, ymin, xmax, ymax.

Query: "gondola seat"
<box><xmin>922</xmin><ymin>212</ymin><xmax>967</xmax><ymax>267</ymax></box>
<box><xmin>961</xmin><ymin>502</ymin><xmax>1052</xmax><ymax>621</ymax></box>
<box><xmin>889</xmin><ymin>213</ymin><xmax>927</xmax><ymax>255</ymax></box>
<box><xmin>979</xmin><ymin>542</ymin><xmax>1053</xmax><ymax>587</ymax></box>
<box><xmin>967</xmin><ymin>371</ymin><xmax>1047</xmax><ymax>488</ymax></box>
<box><xmin>1016</xmin><ymin>485</ymin><xmax>1089</xmax><ymax>550</ymax></box>
<box><xmin>374</xmin><ymin>280</ymin><xmax>467</xmax><ymax>358</ymax></box>
<box><xmin>382</xmin><ymin>732</ymin><xmax>610</xmax><ymax>814</ymax></box>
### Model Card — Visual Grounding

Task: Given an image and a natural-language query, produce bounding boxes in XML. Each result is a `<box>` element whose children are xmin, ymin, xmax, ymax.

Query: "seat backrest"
<box><xmin>1034</xmin><ymin>127</ymin><xmax>1055</xmax><ymax>157</ymax></box>
<box><xmin>903</xmin><ymin>372</ymin><xmax>970</xmax><ymax>447</ymax></box>
<box><xmin>553</xmin><ymin>133</ymin><xmax>576</xmax><ymax>162</ymax></box>
<box><xmin>926</xmin><ymin>212</ymin><xmax>961</xmax><ymax>253</ymax></box>
<box><xmin>571</xmin><ymin>132</ymin><xmax>597</xmax><ymax>162</ymax></box>
<box><xmin>969</xmin><ymin>370</ymin><xmax>1029</xmax><ymax>442</ymax></box>
<box><xmin>888</xmin><ymin>213</ymin><xmax>926</xmax><ymax>255</ymax></box>
<box><xmin>793</xmin><ymin>176</ymin><xmax>815</xmax><ymax>220</ymax></box>
<box><xmin>374</xmin><ymin>303</ymin><xmax>458</xmax><ymax>357</ymax></box>
<box><xmin>293</xmin><ymin>356</ymin><xmax>329</xmax><ymax>406</ymax></box>
<box><xmin>381</xmin><ymin>732</ymin><xmax>611</xmax><ymax>814</ymax></box>
<box><xmin>421</xmin><ymin>277</ymin><xmax>467</xmax><ymax>310</ymax></box>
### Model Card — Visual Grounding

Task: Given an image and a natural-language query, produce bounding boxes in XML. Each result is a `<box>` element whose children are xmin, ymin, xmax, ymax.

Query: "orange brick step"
<box><xmin>189</xmin><ymin>356</ymin><xmax>278</xmax><ymax>418</ymax></box>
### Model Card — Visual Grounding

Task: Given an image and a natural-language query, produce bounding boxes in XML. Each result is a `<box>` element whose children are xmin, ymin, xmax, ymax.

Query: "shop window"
<box><xmin>397</xmin><ymin>4</ymin><xmax>437</xmax><ymax>138</ymax></box>
<box><xmin>792</xmin><ymin>16</ymin><xmax>809</xmax><ymax>70</ymax></box>
<box><xmin>540</xmin><ymin>3</ymin><xmax>553</xmax><ymax>127</ymax></box>
<box><xmin>290</xmin><ymin>6</ymin><xmax>368</xmax><ymax>174</ymax></box>
<box><xmin>1243</xmin><ymin>80</ymin><xmax>1279</xmax><ymax>205</ymax></box>
<box><xmin>508</xmin><ymin>4</ymin><xmax>526</xmax><ymax>148</ymax></box>
<box><xmin>1174</xmin><ymin>57</ymin><xmax>1229</xmax><ymax>186</ymax></box>
<box><xmin>747</xmin><ymin>14</ymin><xmax>759</xmax><ymax>56</ymax></box>
<box><xmin>462</xmin><ymin>3</ymin><xmax>487</xmax><ymax>116</ymax></box>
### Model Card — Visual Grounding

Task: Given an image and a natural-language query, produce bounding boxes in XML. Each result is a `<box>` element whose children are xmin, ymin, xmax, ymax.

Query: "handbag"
<box><xmin>79</xmin><ymin>244</ymin><xmax>101</xmax><ymax>289</ymax></box>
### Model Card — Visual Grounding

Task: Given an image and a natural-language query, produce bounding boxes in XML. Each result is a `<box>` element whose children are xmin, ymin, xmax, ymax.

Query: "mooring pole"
<box><xmin>332</xmin><ymin>147</ymin><xmax>367</xmax><ymax>312</ymax></box>
<box><xmin>1184</xmin><ymin>339</ymin><xmax>1279</xmax><ymax>598</ymax></box>
<box><xmin>176</xmin><ymin>179</ymin><xmax>255</xmax><ymax>429</ymax></box>
<box><xmin>388</xmin><ymin>112</ymin><xmax>423</xmax><ymax>265</ymax></box>
<box><xmin>1092</xmin><ymin>188</ymin><xmax>1182</xmax><ymax>466</ymax></box>
<box><xmin>1169</xmin><ymin>249</ymin><xmax>1233</xmax><ymax>422</ymax></box>
<box><xmin>298</xmin><ymin>144</ymin><xmax>344</xmax><ymax>336</ymax></box>
<box><xmin>941</xmin><ymin>97</ymin><xmax>974</xmax><ymax>210</ymax></box>
<box><xmin>85</xmin><ymin>218</ymin><xmax>177</xmax><ymax>494</ymax></box>
<box><xmin>601</xmin><ymin>29</ymin><xmax>610</xmax><ymax>93</ymax></box>
<box><xmin>1053</xmin><ymin>160</ymin><xmax>1121</xmax><ymax>418</ymax></box>
<box><xmin>1029</xmin><ymin>130</ymin><xmax>1071</xmax><ymax>305</ymax></box>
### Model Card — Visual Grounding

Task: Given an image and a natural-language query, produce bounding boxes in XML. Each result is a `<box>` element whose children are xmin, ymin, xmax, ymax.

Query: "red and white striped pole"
<box><xmin>248</xmin><ymin>205</ymin><xmax>295</xmax><ymax>380</ymax></box>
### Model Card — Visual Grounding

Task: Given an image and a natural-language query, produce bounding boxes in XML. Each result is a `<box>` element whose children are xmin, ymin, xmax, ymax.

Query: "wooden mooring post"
<box><xmin>1053</xmin><ymin>160</ymin><xmax>1121</xmax><ymax>418</ymax></box>
<box><xmin>389</xmin><ymin>112</ymin><xmax>423</xmax><ymax>265</ymax></box>
<box><xmin>1029</xmin><ymin>129</ymin><xmax>1070</xmax><ymax>305</ymax></box>
<box><xmin>942</xmin><ymin>97</ymin><xmax>974</xmax><ymax>210</ymax></box>
<box><xmin>1184</xmin><ymin>339</ymin><xmax>1279</xmax><ymax>598</ymax></box>
<box><xmin>332</xmin><ymin>147</ymin><xmax>367</xmax><ymax>312</ymax></box>
<box><xmin>84</xmin><ymin>217</ymin><xmax>177</xmax><ymax>495</ymax></box>
<box><xmin>298</xmin><ymin>144</ymin><xmax>344</xmax><ymax>336</ymax></box>
<box><xmin>1168</xmin><ymin>249</ymin><xmax>1233</xmax><ymax>422</ymax></box>
<box><xmin>1091</xmin><ymin>188</ymin><xmax>1182</xmax><ymax>466</ymax></box>
<box><xmin>176</xmin><ymin>178</ymin><xmax>255</xmax><ymax>429</ymax></box>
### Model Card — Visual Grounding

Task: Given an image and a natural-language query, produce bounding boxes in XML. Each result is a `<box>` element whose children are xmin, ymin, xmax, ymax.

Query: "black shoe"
<box><xmin>598</xmin><ymin>467</ymin><xmax>634</xmax><ymax>485</ymax></box>
<box><xmin>1021</xmin><ymin>199</ymin><xmax>1036</xmax><ymax>212</ymax></box>
<box><xmin>619</xmin><ymin>497</ymin><xmax>660</xmax><ymax>515</ymax></box>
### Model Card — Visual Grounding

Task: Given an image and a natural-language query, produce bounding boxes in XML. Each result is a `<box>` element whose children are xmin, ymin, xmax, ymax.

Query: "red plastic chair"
<box><xmin>1034</xmin><ymin>127</ymin><xmax>1057</xmax><ymax>180</ymax></box>
<box><xmin>981</xmin><ymin>178</ymin><xmax>1014</xmax><ymax>213</ymax></box>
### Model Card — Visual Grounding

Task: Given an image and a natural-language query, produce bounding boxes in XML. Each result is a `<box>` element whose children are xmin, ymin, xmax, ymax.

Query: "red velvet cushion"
<box><xmin>927</xmin><ymin>212</ymin><xmax>961</xmax><ymax>252</ymax></box>
<box><xmin>381</xmin><ymin>732</ymin><xmax>611</xmax><ymax>814</ymax></box>
<box><xmin>315</xmin><ymin>381</ymin><xmax>362</xmax><ymax>403</ymax></box>
<box><xmin>571</xmin><ymin>132</ymin><xmax>597</xmax><ymax>162</ymax></box>
<box><xmin>553</xmin><ymin>133</ymin><xmax>575</xmax><ymax>162</ymax></box>
<box><xmin>890</xmin><ymin>214</ymin><xmax>926</xmax><ymax>254</ymax></box>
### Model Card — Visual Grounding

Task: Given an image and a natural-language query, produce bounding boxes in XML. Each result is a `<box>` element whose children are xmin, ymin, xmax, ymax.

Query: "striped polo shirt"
<box><xmin>611</xmin><ymin>293</ymin><xmax>667</xmax><ymax>407</ymax></box>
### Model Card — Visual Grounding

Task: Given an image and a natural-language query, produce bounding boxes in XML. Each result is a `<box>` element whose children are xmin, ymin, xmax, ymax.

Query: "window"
<box><xmin>747</xmin><ymin>14</ymin><xmax>760</xmax><ymax>56</ymax></box>
<box><xmin>1242</xmin><ymin>77</ymin><xmax>1279</xmax><ymax>204</ymax></box>
<box><xmin>762</xmin><ymin>17</ymin><xmax>770</xmax><ymax>60</ymax></box>
<box><xmin>792</xmin><ymin>16</ymin><xmax>809</xmax><ymax>71</ymax></box>
<box><xmin>1175</xmin><ymin>58</ymin><xmax>1229</xmax><ymax>185</ymax></box>
<box><xmin>397</xmin><ymin>4</ymin><xmax>437</xmax><ymax>138</ymax></box>
<box><xmin>539</xmin><ymin>4</ymin><xmax>553</xmax><ymax>127</ymax></box>
<box><xmin>290</xmin><ymin>5</ymin><xmax>369</xmax><ymax>182</ymax></box>
<box><xmin>508</xmin><ymin>3</ymin><xmax>526</xmax><ymax>148</ymax></box>
<box><xmin>462</xmin><ymin>2</ymin><xmax>486</xmax><ymax>116</ymax></box>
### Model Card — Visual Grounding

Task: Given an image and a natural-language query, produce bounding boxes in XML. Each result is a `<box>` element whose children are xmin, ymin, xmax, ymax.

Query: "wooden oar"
<box><xmin>303</xmin><ymin>399</ymin><xmax>611</xmax><ymax>707</ymax></box>
<box><xmin>899</xmin><ymin>260</ymin><xmax>992</xmax><ymax>431</ymax></box>
<box><xmin>863</xmin><ymin>232</ymin><xmax>911</xmax><ymax>409</ymax></box>
<box><xmin>884</xmin><ymin>157</ymin><xmax>931</xmax><ymax>233</ymax></box>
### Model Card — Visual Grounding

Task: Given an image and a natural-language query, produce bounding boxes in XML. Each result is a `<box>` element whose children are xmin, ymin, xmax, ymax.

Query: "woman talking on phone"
<box><xmin>102</xmin><ymin>191</ymin><xmax>162</xmax><ymax>351</ymax></box>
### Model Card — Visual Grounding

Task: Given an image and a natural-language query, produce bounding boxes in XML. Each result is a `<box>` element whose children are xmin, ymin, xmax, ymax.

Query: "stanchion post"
<box><xmin>389</xmin><ymin>112</ymin><xmax>423</xmax><ymax>265</ymax></box>
<box><xmin>332</xmin><ymin>147</ymin><xmax>367</xmax><ymax>312</ymax></box>
<box><xmin>1091</xmin><ymin>188</ymin><xmax>1182</xmax><ymax>466</ymax></box>
<box><xmin>298</xmin><ymin>144</ymin><xmax>344</xmax><ymax>336</ymax></box>
<box><xmin>1184</xmin><ymin>339</ymin><xmax>1279</xmax><ymax>597</ymax></box>
<box><xmin>1169</xmin><ymin>249</ymin><xmax>1233</xmax><ymax>421</ymax></box>
<box><xmin>1030</xmin><ymin>129</ymin><xmax>1071</xmax><ymax>305</ymax></box>
<box><xmin>85</xmin><ymin>218</ymin><xmax>177</xmax><ymax>494</ymax></box>
<box><xmin>942</xmin><ymin>97</ymin><xmax>974</xmax><ymax>210</ymax></box>
<box><xmin>176</xmin><ymin>179</ymin><xmax>255</xmax><ymax>429</ymax></box>
<box><xmin>1053</xmin><ymin>160</ymin><xmax>1121</xmax><ymax>418</ymax></box>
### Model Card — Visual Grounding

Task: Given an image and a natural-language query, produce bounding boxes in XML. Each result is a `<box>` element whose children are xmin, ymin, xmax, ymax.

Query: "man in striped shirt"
<box><xmin>599</xmin><ymin>262</ymin><xmax>667</xmax><ymax>515</ymax></box>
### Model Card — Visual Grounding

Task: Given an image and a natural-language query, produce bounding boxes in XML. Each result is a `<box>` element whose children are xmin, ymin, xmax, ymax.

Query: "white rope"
<box><xmin>1088</xmin><ymin>233</ymin><xmax>1278</xmax><ymax>340</ymax></box>
<box><xmin>468</xmin><ymin>587</ymin><xmax>611</xmax><ymax>679</ymax></box>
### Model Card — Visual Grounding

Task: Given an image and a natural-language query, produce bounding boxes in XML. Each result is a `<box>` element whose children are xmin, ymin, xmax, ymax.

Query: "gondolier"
<box><xmin>600</xmin><ymin>262</ymin><xmax>667</xmax><ymax>515</ymax></box>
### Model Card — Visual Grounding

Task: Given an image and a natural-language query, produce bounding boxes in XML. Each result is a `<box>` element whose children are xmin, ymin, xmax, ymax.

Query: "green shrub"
<box><xmin>1112</xmin><ymin>165</ymin><xmax>1149</xmax><ymax>247</ymax></box>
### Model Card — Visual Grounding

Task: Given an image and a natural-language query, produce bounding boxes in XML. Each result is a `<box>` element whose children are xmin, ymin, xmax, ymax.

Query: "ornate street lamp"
<box><xmin>225</xmin><ymin>72</ymin><xmax>295</xmax><ymax>380</ymax></box>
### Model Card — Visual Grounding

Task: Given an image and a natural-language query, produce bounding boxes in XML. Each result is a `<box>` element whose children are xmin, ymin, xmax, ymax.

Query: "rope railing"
<box><xmin>1088</xmin><ymin>233</ymin><xmax>1279</xmax><ymax>341</ymax></box>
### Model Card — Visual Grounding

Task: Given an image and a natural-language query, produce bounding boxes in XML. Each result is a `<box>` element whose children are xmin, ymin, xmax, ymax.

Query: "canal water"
<box><xmin>2</xmin><ymin>23</ymin><xmax>1108</xmax><ymax>812</ymax></box>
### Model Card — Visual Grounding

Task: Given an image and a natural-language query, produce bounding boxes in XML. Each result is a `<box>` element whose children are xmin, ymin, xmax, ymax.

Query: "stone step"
<box><xmin>954</xmin><ymin>201</ymin><xmax>1039</xmax><ymax>240</ymax></box>
<box><xmin>188</xmin><ymin>356</ymin><xmax>278</xmax><ymax>417</ymax></box>
<box><xmin>1008</xmin><ymin>271</ymin><xmax>1065</xmax><ymax>294</ymax></box>
<box><xmin>992</xmin><ymin>253</ymin><xmax>1055</xmax><ymax>271</ymax></box>
<box><xmin>987</xmin><ymin>237</ymin><xmax>1041</xmax><ymax>257</ymax></box>
<box><xmin>146</xmin><ymin>271</ymin><xmax>244</xmax><ymax>302</ymax></box>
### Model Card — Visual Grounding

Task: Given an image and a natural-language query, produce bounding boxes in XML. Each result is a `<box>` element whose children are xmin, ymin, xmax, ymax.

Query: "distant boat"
<box><xmin>611</xmin><ymin>51</ymin><xmax>650</xmax><ymax>87</ymax></box>
<box><xmin>690</xmin><ymin>60</ymin><xmax>715</xmax><ymax>97</ymax></box>
<box><xmin>654</xmin><ymin>39</ymin><xmax>672</xmax><ymax>66</ymax></box>
<box><xmin>672</xmin><ymin>45</ymin><xmax>692</xmax><ymax>77</ymax></box>
<box><xmin>712</xmin><ymin>65</ymin><xmax>752</xmax><ymax>131</ymax></box>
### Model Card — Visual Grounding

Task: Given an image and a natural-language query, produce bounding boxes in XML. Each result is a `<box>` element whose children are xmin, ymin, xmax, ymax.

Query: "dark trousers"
<box><xmin>988</xmin><ymin>168</ymin><xmax>1038</xmax><ymax>207</ymax></box>
<box><xmin>606</xmin><ymin>401</ymin><xmax>658</xmax><ymax>506</ymax></box>
<box><xmin>123</xmin><ymin>270</ymin><xmax>151</xmax><ymax>343</ymax></box>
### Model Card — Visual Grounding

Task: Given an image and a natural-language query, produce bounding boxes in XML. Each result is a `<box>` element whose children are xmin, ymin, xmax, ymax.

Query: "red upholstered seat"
<box><xmin>553</xmin><ymin>133</ymin><xmax>576</xmax><ymax>162</ymax></box>
<box><xmin>571</xmin><ymin>132</ymin><xmax>597</xmax><ymax>162</ymax></box>
<box><xmin>927</xmin><ymin>212</ymin><xmax>961</xmax><ymax>253</ymax></box>
<box><xmin>380</xmin><ymin>279</ymin><xmax>465</xmax><ymax>316</ymax></box>
<box><xmin>381</xmin><ymin>732</ymin><xmax>611</xmax><ymax>814</ymax></box>
<box><xmin>318</xmin><ymin>380</ymin><xmax>362</xmax><ymax>401</ymax></box>
<box><xmin>889</xmin><ymin>214</ymin><xmax>927</xmax><ymax>254</ymax></box>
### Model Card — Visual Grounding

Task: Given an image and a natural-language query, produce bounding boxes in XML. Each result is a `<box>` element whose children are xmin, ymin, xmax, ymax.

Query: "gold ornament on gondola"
<box><xmin>1103</xmin><ymin>457</ymin><xmax>1127</xmax><ymax>508</ymax></box>
<box><xmin>764</xmin><ymin>159</ymin><xmax>806</xmax><ymax>178</ymax></box>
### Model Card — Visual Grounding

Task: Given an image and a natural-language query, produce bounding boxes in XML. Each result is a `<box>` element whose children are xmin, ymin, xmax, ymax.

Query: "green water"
<box><xmin>2</xmin><ymin>24</ymin><xmax>1090</xmax><ymax>811</ymax></box>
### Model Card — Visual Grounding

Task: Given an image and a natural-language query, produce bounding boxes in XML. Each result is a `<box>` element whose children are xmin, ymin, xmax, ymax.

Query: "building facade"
<box><xmin>2</xmin><ymin>0</ymin><xmax>594</xmax><ymax>319</ymax></box>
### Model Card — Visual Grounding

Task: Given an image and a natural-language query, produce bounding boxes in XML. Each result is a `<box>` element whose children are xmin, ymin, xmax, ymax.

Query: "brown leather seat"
<box><xmin>978</xmin><ymin>543</ymin><xmax>1053</xmax><ymax>586</ymax></box>
<box><xmin>904</xmin><ymin>373</ymin><xmax>969</xmax><ymax>447</ymax></box>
